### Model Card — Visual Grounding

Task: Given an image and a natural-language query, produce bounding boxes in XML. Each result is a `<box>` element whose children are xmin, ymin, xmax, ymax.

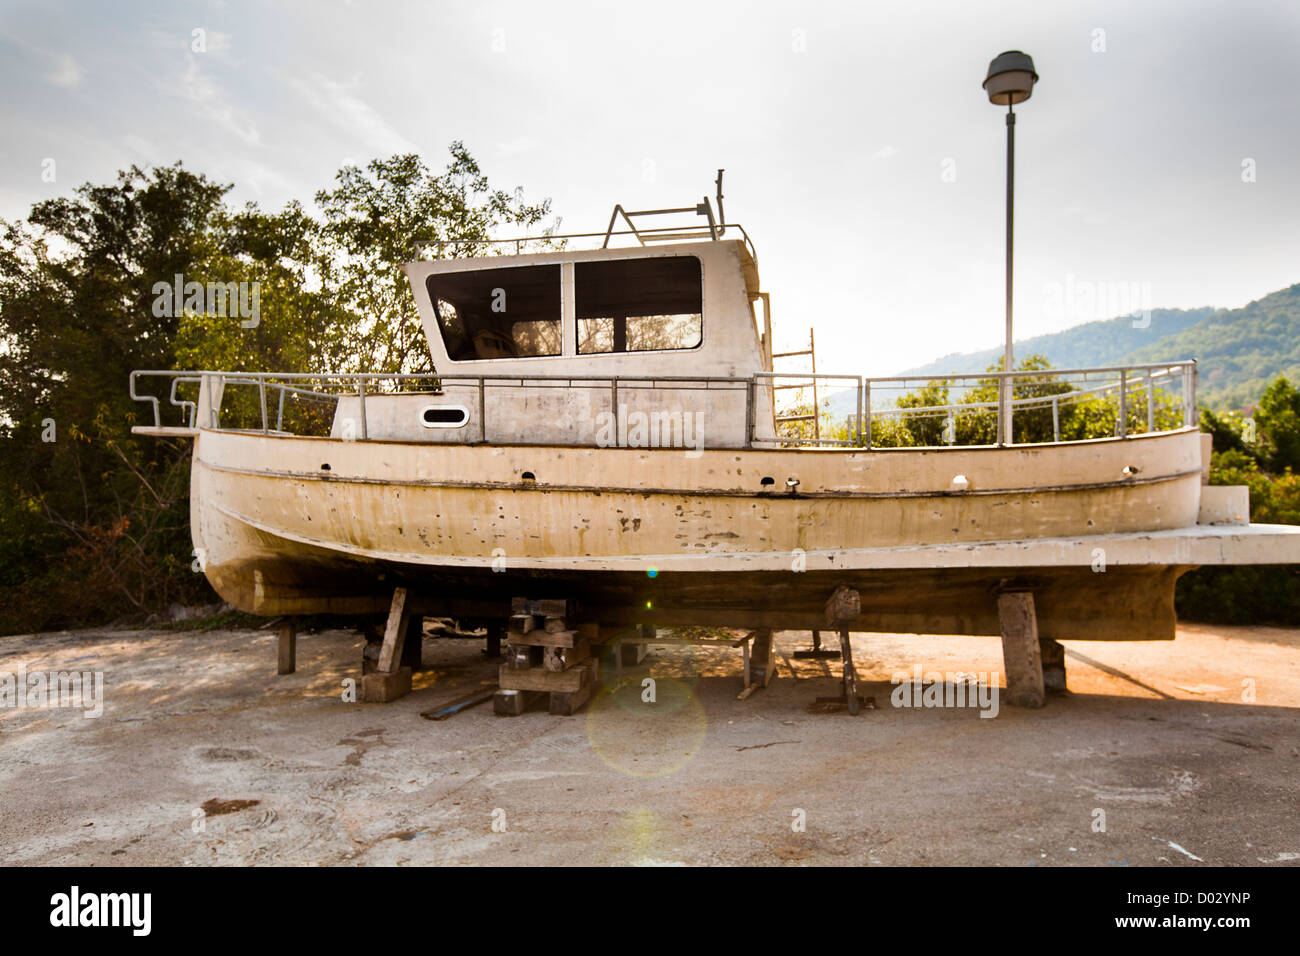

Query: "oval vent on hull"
<box><xmin>420</xmin><ymin>405</ymin><xmax>470</xmax><ymax>428</ymax></box>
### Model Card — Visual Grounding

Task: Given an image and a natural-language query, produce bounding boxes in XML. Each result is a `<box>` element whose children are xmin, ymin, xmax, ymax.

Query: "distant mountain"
<box><xmin>894</xmin><ymin>307</ymin><xmax>1215</xmax><ymax>380</ymax></box>
<box><xmin>1123</xmin><ymin>284</ymin><xmax>1300</xmax><ymax>410</ymax></box>
<box><xmin>872</xmin><ymin>282</ymin><xmax>1300</xmax><ymax>412</ymax></box>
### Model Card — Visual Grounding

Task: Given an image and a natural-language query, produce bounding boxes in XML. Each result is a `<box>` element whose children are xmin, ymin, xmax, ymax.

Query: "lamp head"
<box><xmin>983</xmin><ymin>50</ymin><xmax>1038</xmax><ymax>106</ymax></box>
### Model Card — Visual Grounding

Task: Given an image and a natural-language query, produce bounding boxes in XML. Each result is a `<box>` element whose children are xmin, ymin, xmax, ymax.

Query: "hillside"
<box><xmin>1123</xmin><ymin>284</ymin><xmax>1300</xmax><ymax>409</ymax></box>
<box><xmin>895</xmin><ymin>307</ymin><xmax>1215</xmax><ymax>380</ymax></box>
<box><xmin>876</xmin><ymin>282</ymin><xmax>1300</xmax><ymax>412</ymax></box>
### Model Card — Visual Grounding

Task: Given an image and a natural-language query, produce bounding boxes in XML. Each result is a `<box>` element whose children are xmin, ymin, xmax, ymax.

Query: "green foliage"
<box><xmin>900</xmin><ymin>282</ymin><xmax>1300</xmax><ymax>414</ymax></box>
<box><xmin>0</xmin><ymin>147</ymin><xmax>557</xmax><ymax>634</ymax></box>
<box><xmin>1175</xmin><ymin>375</ymin><xmax>1300</xmax><ymax>624</ymax></box>
<box><xmin>1254</xmin><ymin>375</ymin><xmax>1300</xmax><ymax>472</ymax></box>
<box><xmin>855</xmin><ymin>354</ymin><xmax>1184</xmax><ymax>448</ymax></box>
<box><xmin>1125</xmin><ymin>283</ymin><xmax>1300</xmax><ymax>410</ymax></box>
<box><xmin>1174</xmin><ymin>566</ymin><xmax>1300</xmax><ymax>626</ymax></box>
<box><xmin>312</xmin><ymin>148</ymin><xmax>560</xmax><ymax>375</ymax></box>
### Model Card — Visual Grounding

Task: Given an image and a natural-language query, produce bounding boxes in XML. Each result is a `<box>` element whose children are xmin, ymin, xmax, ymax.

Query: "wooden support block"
<box><xmin>749</xmin><ymin>627</ymin><xmax>775</xmax><ymax>687</ymax></box>
<box><xmin>493</xmin><ymin>689</ymin><xmax>544</xmax><ymax>716</ymax></box>
<box><xmin>511</xmin><ymin>598</ymin><xmax>570</xmax><ymax>618</ymax></box>
<box><xmin>377</xmin><ymin>587</ymin><xmax>409</xmax><ymax>673</ymax></box>
<box><xmin>998</xmin><ymin>591</ymin><xmax>1045</xmax><ymax>708</ymax></box>
<box><xmin>840</xmin><ymin>629</ymin><xmax>860</xmax><ymax>716</ymax></box>
<box><xmin>544</xmin><ymin>616</ymin><xmax>567</xmax><ymax>633</ymax></box>
<box><xmin>484</xmin><ymin>624</ymin><xmax>503</xmax><ymax>658</ymax></box>
<box><xmin>1040</xmin><ymin>638</ymin><xmax>1068</xmax><ymax>694</ymax></box>
<box><xmin>548</xmin><ymin>681</ymin><xmax>594</xmax><ymax>716</ymax></box>
<box><xmin>507</xmin><ymin>628</ymin><xmax>579</xmax><ymax>648</ymax></box>
<box><xmin>619</xmin><ymin>642</ymin><xmax>649</xmax><ymax>666</ymax></box>
<box><xmin>362</xmin><ymin>666</ymin><xmax>412</xmax><ymax>702</ymax></box>
<box><xmin>498</xmin><ymin>662</ymin><xmax>588</xmax><ymax>693</ymax></box>
<box><xmin>277</xmin><ymin>618</ymin><xmax>297</xmax><ymax>675</ymax></box>
<box><xmin>825</xmin><ymin>585</ymin><xmax>861</xmax><ymax>626</ymax></box>
<box><xmin>510</xmin><ymin>613</ymin><xmax>536</xmax><ymax>634</ymax></box>
<box><xmin>401</xmin><ymin>614</ymin><xmax>423</xmax><ymax>671</ymax></box>
<box><xmin>544</xmin><ymin>639</ymin><xmax>591</xmax><ymax>672</ymax></box>
<box><xmin>505</xmin><ymin>645</ymin><xmax>544</xmax><ymax>668</ymax></box>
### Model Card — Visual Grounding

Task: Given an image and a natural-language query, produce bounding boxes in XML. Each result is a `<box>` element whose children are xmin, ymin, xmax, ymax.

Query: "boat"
<box><xmin>130</xmin><ymin>175</ymin><xmax>1300</xmax><ymax>702</ymax></box>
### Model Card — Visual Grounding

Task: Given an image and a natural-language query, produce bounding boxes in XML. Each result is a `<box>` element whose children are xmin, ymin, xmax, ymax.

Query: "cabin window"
<box><xmin>575</xmin><ymin>256</ymin><xmax>702</xmax><ymax>354</ymax></box>
<box><xmin>427</xmin><ymin>265</ymin><xmax>562</xmax><ymax>361</ymax></box>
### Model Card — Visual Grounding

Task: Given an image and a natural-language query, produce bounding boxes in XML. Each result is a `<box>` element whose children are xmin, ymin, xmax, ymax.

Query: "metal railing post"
<box><xmin>358</xmin><ymin>378</ymin><xmax>368</xmax><ymax>440</ymax></box>
<box><xmin>1004</xmin><ymin>370</ymin><xmax>1014</xmax><ymax>446</ymax></box>
<box><xmin>611</xmin><ymin>379</ymin><xmax>619</xmax><ymax>446</ymax></box>
<box><xmin>258</xmin><ymin>375</ymin><xmax>269</xmax><ymax>433</ymax></box>
<box><xmin>746</xmin><ymin>378</ymin><xmax>755</xmax><ymax>447</ymax></box>
<box><xmin>1146</xmin><ymin>372</ymin><xmax>1155</xmax><ymax>434</ymax></box>
<box><xmin>1118</xmin><ymin>369</ymin><xmax>1128</xmax><ymax>438</ymax></box>
<box><xmin>863</xmin><ymin>381</ymin><xmax>872</xmax><ymax>449</ymax></box>
<box><xmin>1052</xmin><ymin>395</ymin><xmax>1060</xmax><ymax>443</ymax></box>
<box><xmin>276</xmin><ymin>385</ymin><xmax>285</xmax><ymax>432</ymax></box>
<box><xmin>855</xmin><ymin>377</ymin><xmax>863</xmax><ymax>447</ymax></box>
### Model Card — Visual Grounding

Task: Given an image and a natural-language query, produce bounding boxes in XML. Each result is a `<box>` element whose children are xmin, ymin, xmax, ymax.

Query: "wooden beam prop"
<box><xmin>277</xmin><ymin>618</ymin><xmax>297</xmax><ymax>675</ymax></box>
<box><xmin>826</xmin><ymin>586</ymin><xmax>863</xmax><ymax>713</ymax></box>
<box><xmin>401</xmin><ymin>614</ymin><xmax>423</xmax><ymax>671</ymax></box>
<box><xmin>748</xmin><ymin>627</ymin><xmax>775</xmax><ymax>688</ymax></box>
<box><xmin>376</xmin><ymin>587</ymin><xmax>410</xmax><ymax>674</ymax></box>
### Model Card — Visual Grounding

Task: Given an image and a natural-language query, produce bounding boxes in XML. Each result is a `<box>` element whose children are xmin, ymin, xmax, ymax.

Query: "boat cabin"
<box><xmin>330</xmin><ymin>237</ymin><xmax>779</xmax><ymax>448</ymax></box>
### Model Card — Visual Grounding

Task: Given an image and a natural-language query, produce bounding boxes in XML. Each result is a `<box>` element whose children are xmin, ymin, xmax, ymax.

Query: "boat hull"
<box><xmin>190</xmin><ymin>427</ymin><xmax>1211</xmax><ymax>639</ymax></box>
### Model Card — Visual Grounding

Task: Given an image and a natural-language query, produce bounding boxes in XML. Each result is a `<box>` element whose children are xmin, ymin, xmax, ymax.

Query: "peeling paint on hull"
<box><xmin>188</xmin><ymin>428</ymin><xmax>1232</xmax><ymax>637</ymax></box>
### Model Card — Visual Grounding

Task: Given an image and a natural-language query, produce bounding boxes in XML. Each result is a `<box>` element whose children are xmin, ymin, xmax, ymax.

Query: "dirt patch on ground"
<box><xmin>1</xmin><ymin>622</ymin><xmax>1297</xmax><ymax>866</ymax></box>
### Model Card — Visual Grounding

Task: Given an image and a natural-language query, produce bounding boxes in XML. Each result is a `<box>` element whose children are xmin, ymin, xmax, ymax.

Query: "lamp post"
<box><xmin>983</xmin><ymin>50</ymin><xmax>1037</xmax><ymax>445</ymax></box>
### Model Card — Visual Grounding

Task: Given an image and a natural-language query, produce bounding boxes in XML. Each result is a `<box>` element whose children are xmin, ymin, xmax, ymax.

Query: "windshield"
<box><xmin>427</xmin><ymin>264</ymin><xmax>562</xmax><ymax>361</ymax></box>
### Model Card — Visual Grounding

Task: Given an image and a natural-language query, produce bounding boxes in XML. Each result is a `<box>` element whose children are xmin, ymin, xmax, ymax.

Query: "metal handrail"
<box><xmin>412</xmin><ymin>222</ymin><xmax>759</xmax><ymax>266</ymax></box>
<box><xmin>855</xmin><ymin>360</ymin><xmax>1196</xmax><ymax>448</ymax></box>
<box><xmin>130</xmin><ymin>359</ymin><xmax>1197</xmax><ymax>450</ymax></box>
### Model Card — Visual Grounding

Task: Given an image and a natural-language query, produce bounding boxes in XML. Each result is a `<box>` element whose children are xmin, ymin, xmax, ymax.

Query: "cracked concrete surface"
<box><xmin>1</xmin><ymin>622</ymin><xmax>1297</xmax><ymax>866</ymax></box>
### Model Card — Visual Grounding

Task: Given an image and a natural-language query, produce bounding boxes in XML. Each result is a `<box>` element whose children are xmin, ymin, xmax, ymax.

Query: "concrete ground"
<box><xmin>1</xmin><ymin>620</ymin><xmax>1297</xmax><ymax>866</ymax></box>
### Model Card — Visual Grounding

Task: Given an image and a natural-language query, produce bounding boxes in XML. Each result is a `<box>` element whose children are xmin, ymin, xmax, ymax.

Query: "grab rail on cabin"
<box><xmin>412</xmin><ymin>222</ymin><xmax>759</xmax><ymax>267</ymax></box>
<box><xmin>129</xmin><ymin>359</ymin><xmax>1197</xmax><ymax>449</ymax></box>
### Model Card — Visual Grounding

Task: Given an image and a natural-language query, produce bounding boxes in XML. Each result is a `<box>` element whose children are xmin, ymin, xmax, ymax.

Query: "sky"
<box><xmin>1</xmin><ymin>0</ymin><xmax>1297</xmax><ymax>375</ymax></box>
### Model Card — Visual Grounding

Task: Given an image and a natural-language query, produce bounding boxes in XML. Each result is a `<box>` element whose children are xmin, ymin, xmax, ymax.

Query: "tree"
<box><xmin>1255</xmin><ymin>375</ymin><xmax>1300</xmax><ymax>472</ymax></box>
<box><xmin>312</xmin><ymin>146</ymin><xmax>561</xmax><ymax>375</ymax></box>
<box><xmin>0</xmin><ymin>146</ymin><xmax>559</xmax><ymax>633</ymax></box>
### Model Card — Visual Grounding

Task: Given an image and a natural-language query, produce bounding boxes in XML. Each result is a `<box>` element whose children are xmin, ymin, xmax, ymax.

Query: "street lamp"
<box><xmin>983</xmin><ymin>50</ymin><xmax>1037</xmax><ymax>445</ymax></box>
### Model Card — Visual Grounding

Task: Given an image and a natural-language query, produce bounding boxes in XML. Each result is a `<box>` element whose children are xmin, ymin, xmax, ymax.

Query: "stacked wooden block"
<box><xmin>495</xmin><ymin>599</ymin><xmax>601</xmax><ymax>716</ymax></box>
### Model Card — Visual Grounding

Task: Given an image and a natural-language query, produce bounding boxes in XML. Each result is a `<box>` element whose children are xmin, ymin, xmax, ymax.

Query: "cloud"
<box><xmin>178</xmin><ymin>54</ymin><xmax>262</xmax><ymax>146</ymax></box>
<box><xmin>290</xmin><ymin>73</ymin><xmax>418</xmax><ymax>157</ymax></box>
<box><xmin>46</xmin><ymin>53</ymin><xmax>82</xmax><ymax>88</ymax></box>
<box><xmin>871</xmin><ymin>145</ymin><xmax>899</xmax><ymax>159</ymax></box>
<box><xmin>497</xmin><ymin>136</ymin><xmax>540</xmax><ymax>155</ymax></box>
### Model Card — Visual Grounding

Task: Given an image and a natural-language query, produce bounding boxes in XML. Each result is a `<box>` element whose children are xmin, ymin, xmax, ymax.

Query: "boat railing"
<box><xmin>413</xmin><ymin>172</ymin><xmax>758</xmax><ymax>264</ymax></box>
<box><xmin>129</xmin><ymin>359</ymin><xmax>1197</xmax><ymax>449</ymax></box>
<box><xmin>412</xmin><ymin>222</ymin><xmax>758</xmax><ymax>266</ymax></box>
<box><xmin>851</xmin><ymin>360</ymin><xmax>1198</xmax><ymax>447</ymax></box>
